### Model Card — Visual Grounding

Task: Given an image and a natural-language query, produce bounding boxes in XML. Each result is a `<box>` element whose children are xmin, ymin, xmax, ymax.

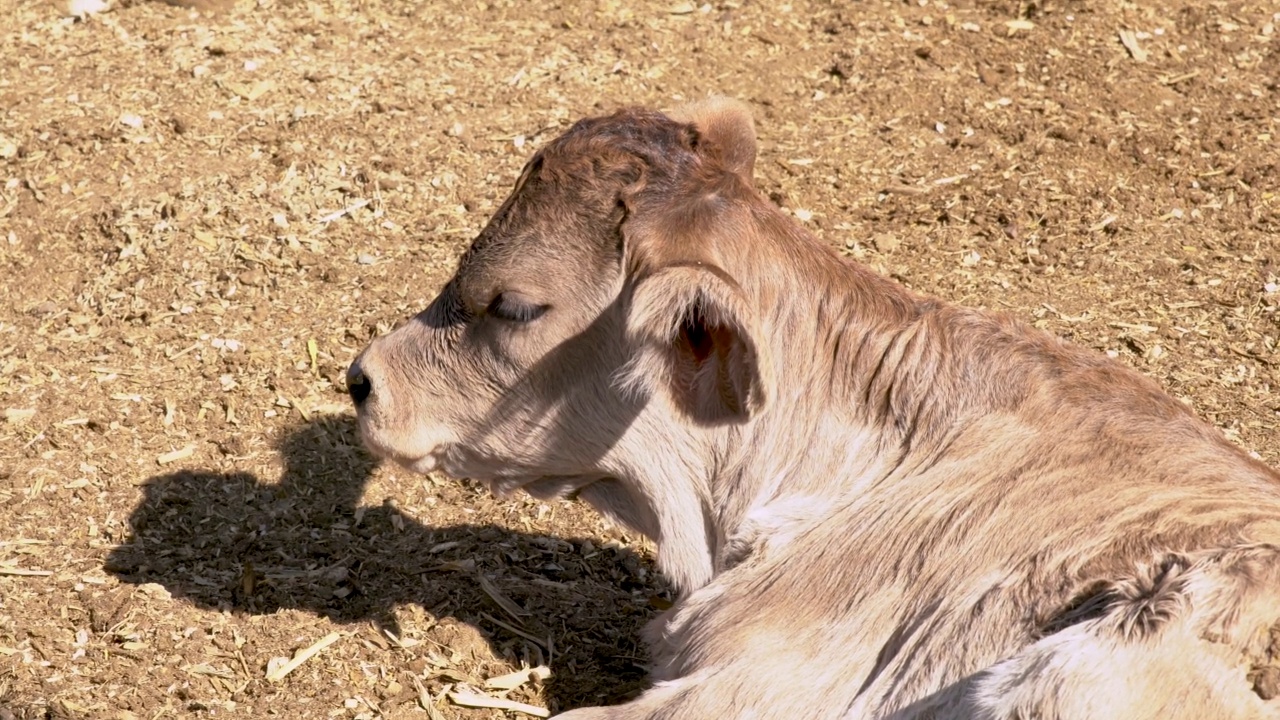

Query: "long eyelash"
<box><xmin>487</xmin><ymin>294</ymin><xmax>548</xmax><ymax>323</ymax></box>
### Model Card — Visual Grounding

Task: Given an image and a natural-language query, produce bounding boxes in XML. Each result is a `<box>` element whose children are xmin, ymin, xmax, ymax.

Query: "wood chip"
<box><xmin>413</xmin><ymin>676</ymin><xmax>447</xmax><ymax>720</ymax></box>
<box><xmin>1231</xmin><ymin>346</ymin><xmax>1276</xmax><ymax>365</ymax></box>
<box><xmin>1005</xmin><ymin>19</ymin><xmax>1035</xmax><ymax>35</ymax></box>
<box><xmin>223</xmin><ymin>79</ymin><xmax>275</xmax><ymax>101</ymax></box>
<box><xmin>1089</xmin><ymin>214</ymin><xmax>1118</xmax><ymax>232</ymax></box>
<box><xmin>0</xmin><ymin>539</ymin><xmax>49</xmax><ymax>548</ymax></box>
<box><xmin>1108</xmin><ymin>322</ymin><xmax>1158</xmax><ymax>333</ymax></box>
<box><xmin>880</xmin><ymin>183</ymin><xmax>930</xmax><ymax>196</ymax></box>
<box><xmin>4</xmin><ymin>408</ymin><xmax>35</xmax><ymax>425</ymax></box>
<box><xmin>0</xmin><ymin>566</ymin><xmax>52</xmax><ymax>577</ymax></box>
<box><xmin>289</xmin><ymin>397</ymin><xmax>311</xmax><ymax>421</ymax></box>
<box><xmin>184</xmin><ymin>663</ymin><xmax>236</xmax><ymax>679</ymax></box>
<box><xmin>193</xmin><ymin>229</ymin><xmax>220</xmax><ymax>252</ymax></box>
<box><xmin>480</xmin><ymin>612</ymin><xmax>547</xmax><ymax>649</ymax></box>
<box><xmin>1118</xmin><ymin>29</ymin><xmax>1148</xmax><ymax>62</ymax></box>
<box><xmin>1161</xmin><ymin>70</ymin><xmax>1200</xmax><ymax>86</ymax></box>
<box><xmin>429</xmin><ymin>558</ymin><xmax>477</xmax><ymax>573</ymax></box>
<box><xmin>156</xmin><ymin>444</ymin><xmax>196</xmax><ymax>465</ymax></box>
<box><xmin>265</xmin><ymin>632</ymin><xmax>342</xmax><ymax>682</ymax></box>
<box><xmin>447</xmin><ymin>690</ymin><xmax>550</xmax><ymax>718</ymax></box>
<box><xmin>65</xmin><ymin>0</ymin><xmax>108</xmax><ymax>18</ymax></box>
<box><xmin>381</xmin><ymin>628</ymin><xmax>420</xmax><ymax>649</ymax></box>
<box><xmin>91</xmin><ymin>366</ymin><xmax>132</xmax><ymax>376</ymax></box>
<box><xmin>485</xmin><ymin>665</ymin><xmax>551</xmax><ymax>691</ymax></box>
<box><xmin>1041</xmin><ymin>304</ymin><xmax>1091</xmax><ymax>323</ymax></box>
<box><xmin>314</xmin><ymin>198</ymin><xmax>371</xmax><ymax>226</ymax></box>
<box><xmin>477</xmin><ymin>573</ymin><xmax>530</xmax><ymax>622</ymax></box>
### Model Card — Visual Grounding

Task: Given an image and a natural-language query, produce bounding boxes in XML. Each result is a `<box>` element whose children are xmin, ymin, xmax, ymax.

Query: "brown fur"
<box><xmin>349</xmin><ymin>97</ymin><xmax>1280</xmax><ymax>719</ymax></box>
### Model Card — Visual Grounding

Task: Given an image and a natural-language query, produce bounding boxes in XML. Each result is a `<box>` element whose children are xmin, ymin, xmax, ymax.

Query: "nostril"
<box><xmin>347</xmin><ymin>367</ymin><xmax>373</xmax><ymax>405</ymax></box>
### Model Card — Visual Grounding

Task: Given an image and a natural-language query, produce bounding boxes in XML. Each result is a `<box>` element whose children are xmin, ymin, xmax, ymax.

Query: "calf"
<box><xmin>348</xmin><ymin>97</ymin><xmax>1280</xmax><ymax>719</ymax></box>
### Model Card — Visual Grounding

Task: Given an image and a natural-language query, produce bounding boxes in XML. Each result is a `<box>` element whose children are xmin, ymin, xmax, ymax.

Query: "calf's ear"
<box><xmin>668</xmin><ymin>96</ymin><xmax>757</xmax><ymax>182</ymax></box>
<box><xmin>619</xmin><ymin>263</ymin><xmax>772</xmax><ymax>424</ymax></box>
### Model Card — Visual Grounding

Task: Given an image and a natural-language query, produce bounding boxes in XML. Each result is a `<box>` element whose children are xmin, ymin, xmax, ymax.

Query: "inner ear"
<box><xmin>670</xmin><ymin>293</ymin><xmax>763</xmax><ymax>423</ymax></box>
<box><xmin>622</xmin><ymin>263</ymin><xmax>773</xmax><ymax>425</ymax></box>
<box><xmin>675</xmin><ymin>307</ymin><xmax>747</xmax><ymax>419</ymax></box>
<box><xmin>679</xmin><ymin>303</ymin><xmax>715</xmax><ymax>364</ymax></box>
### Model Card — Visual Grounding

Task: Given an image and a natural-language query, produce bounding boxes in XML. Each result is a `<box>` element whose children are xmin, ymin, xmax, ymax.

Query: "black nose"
<box><xmin>347</xmin><ymin>364</ymin><xmax>372</xmax><ymax>405</ymax></box>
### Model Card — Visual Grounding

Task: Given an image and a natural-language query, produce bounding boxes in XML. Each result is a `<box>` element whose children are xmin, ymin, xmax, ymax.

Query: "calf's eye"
<box><xmin>486</xmin><ymin>293</ymin><xmax>549</xmax><ymax>323</ymax></box>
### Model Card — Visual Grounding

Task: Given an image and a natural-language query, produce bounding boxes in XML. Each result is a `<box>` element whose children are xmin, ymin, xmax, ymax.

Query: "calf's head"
<box><xmin>348</xmin><ymin>98</ymin><xmax>773</xmax><ymax>589</ymax></box>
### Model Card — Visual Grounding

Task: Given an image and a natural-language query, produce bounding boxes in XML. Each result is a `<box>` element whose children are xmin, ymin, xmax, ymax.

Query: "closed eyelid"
<box><xmin>487</xmin><ymin>292</ymin><xmax>549</xmax><ymax>323</ymax></box>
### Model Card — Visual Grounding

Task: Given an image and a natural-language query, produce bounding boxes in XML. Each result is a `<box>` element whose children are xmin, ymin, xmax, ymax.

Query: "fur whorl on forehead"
<box><xmin>535</xmin><ymin>102</ymin><xmax>753</xmax><ymax>190</ymax></box>
<box><xmin>539</xmin><ymin>108</ymin><xmax>701</xmax><ymax>180</ymax></box>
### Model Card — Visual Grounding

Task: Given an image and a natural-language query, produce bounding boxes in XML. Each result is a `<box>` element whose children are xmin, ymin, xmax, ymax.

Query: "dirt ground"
<box><xmin>1</xmin><ymin>0</ymin><xmax>1278</xmax><ymax>717</ymax></box>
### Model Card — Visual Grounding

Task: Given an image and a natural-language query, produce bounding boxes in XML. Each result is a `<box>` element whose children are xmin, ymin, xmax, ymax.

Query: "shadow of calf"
<box><xmin>105</xmin><ymin>416</ymin><xmax>661</xmax><ymax>713</ymax></box>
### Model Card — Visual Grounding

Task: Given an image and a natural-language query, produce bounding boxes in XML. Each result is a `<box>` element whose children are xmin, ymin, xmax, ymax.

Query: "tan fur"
<box><xmin>349</xmin><ymin>96</ymin><xmax>1280</xmax><ymax>718</ymax></box>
